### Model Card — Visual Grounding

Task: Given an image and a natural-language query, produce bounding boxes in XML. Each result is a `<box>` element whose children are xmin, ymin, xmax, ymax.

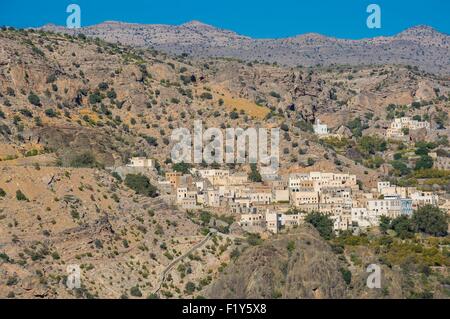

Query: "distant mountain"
<box><xmin>41</xmin><ymin>21</ymin><xmax>450</xmax><ymax>75</ymax></box>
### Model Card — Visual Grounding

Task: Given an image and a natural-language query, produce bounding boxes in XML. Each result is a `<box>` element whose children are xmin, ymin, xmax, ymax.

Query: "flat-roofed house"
<box><xmin>127</xmin><ymin>157</ymin><xmax>155</xmax><ymax>168</ymax></box>
<box><xmin>281</xmin><ymin>213</ymin><xmax>303</xmax><ymax>229</ymax></box>
<box><xmin>313</xmin><ymin>119</ymin><xmax>329</xmax><ymax>136</ymax></box>
<box><xmin>273</xmin><ymin>188</ymin><xmax>290</xmax><ymax>203</ymax></box>
<box><xmin>166</xmin><ymin>172</ymin><xmax>183</xmax><ymax>188</ymax></box>
<box><xmin>206</xmin><ymin>189</ymin><xmax>221</xmax><ymax>207</ymax></box>
<box><xmin>239</xmin><ymin>214</ymin><xmax>265</xmax><ymax>232</ymax></box>
<box><xmin>291</xmin><ymin>191</ymin><xmax>319</xmax><ymax>207</ymax></box>
<box><xmin>265</xmin><ymin>213</ymin><xmax>281</xmax><ymax>233</ymax></box>
<box><xmin>367</xmin><ymin>197</ymin><xmax>402</xmax><ymax>218</ymax></box>
<box><xmin>410</xmin><ymin>191</ymin><xmax>439</xmax><ymax>209</ymax></box>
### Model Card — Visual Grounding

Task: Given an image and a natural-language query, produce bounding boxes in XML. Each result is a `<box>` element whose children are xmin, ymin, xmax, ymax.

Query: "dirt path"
<box><xmin>153</xmin><ymin>230</ymin><xmax>216</xmax><ymax>295</ymax></box>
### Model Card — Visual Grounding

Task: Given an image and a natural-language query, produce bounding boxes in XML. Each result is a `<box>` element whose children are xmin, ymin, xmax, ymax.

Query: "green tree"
<box><xmin>307</xmin><ymin>158</ymin><xmax>316</xmax><ymax>166</ymax></box>
<box><xmin>415</xmin><ymin>147</ymin><xmax>429</xmax><ymax>156</ymax></box>
<box><xmin>124</xmin><ymin>174</ymin><xmax>158</xmax><ymax>198</ymax></box>
<box><xmin>246</xmin><ymin>233</ymin><xmax>263</xmax><ymax>246</ymax></box>
<box><xmin>415</xmin><ymin>155</ymin><xmax>433</xmax><ymax>170</ymax></box>
<box><xmin>70</xmin><ymin>152</ymin><xmax>98</xmax><ymax>168</ymax></box>
<box><xmin>172</xmin><ymin>162</ymin><xmax>191</xmax><ymax>174</ymax></box>
<box><xmin>144</xmin><ymin>136</ymin><xmax>158</xmax><ymax>147</ymax></box>
<box><xmin>230</xmin><ymin>248</ymin><xmax>240</xmax><ymax>259</ymax></box>
<box><xmin>111</xmin><ymin>171</ymin><xmax>122</xmax><ymax>182</ymax></box>
<box><xmin>44</xmin><ymin>108</ymin><xmax>56</xmax><ymax>117</ymax></box>
<box><xmin>98</xmin><ymin>82</ymin><xmax>109</xmax><ymax>91</ymax></box>
<box><xmin>107</xmin><ymin>90</ymin><xmax>117</xmax><ymax>99</ymax></box>
<box><xmin>230</xmin><ymin>111</ymin><xmax>239</xmax><ymax>119</ymax></box>
<box><xmin>340</xmin><ymin>268</ymin><xmax>352</xmax><ymax>285</ymax></box>
<box><xmin>358</xmin><ymin>135</ymin><xmax>387</xmax><ymax>155</ymax></box>
<box><xmin>391</xmin><ymin>160</ymin><xmax>411</xmax><ymax>176</ymax></box>
<box><xmin>287</xmin><ymin>241</ymin><xmax>295</xmax><ymax>255</ymax></box>
<box><xmin>305</xmin><ymin>212</ymin><xmax>334</xmax><ymax>240</ymax></box>
<box><xmin>185</xmin><ymin>281</ymin><xmax>196</xmax><ymax>294</ymax></box>
<box><xmin>16</xmin><ymin>190</ymin><xmax>28</xmax><ymax>201</ymax></box>
<box><xmin>269</xmin><ymin>91</ymin><xmax>281</xmax><ymax>99</ymax></box>
<box><xmin>28</xmin><ymin>92</ymin><xmax>41</xmax><ymax>106</ymax></box>
<box><xmin>130</xmin><ymin>286</ymin><xmax>142</xmax><ymax>297</ymax></box>
<box><xmin>379</xmin><ymin>216</ymin><xmax>391</xmax><ymax>234</ymax></box>
<box><xmin>88</xmin><ymin>93</ymin><xmax>102</xmax><ymax>104</ymax></box>
<box><xmin>412</xmin><ymin>205</ymin><xmax>448</xmax><ymax>236</ymax></box>
<box><xmin>391</xmin><ymin>215</ymin><xmax>415</xmax><ymax>239</ymax></box>
<box><xmin>199</xmin><ymin>211</ymin><xmax>211</xmax><ymax>225</ymax></box>
<box><xmin>248</xmin><ymin>163</ymin><xmax>262</xmax><ymax>182</ymax></box>
<box><xmin>347</xmin><ymin>117</ymin><xmax>364</xmax><ymax>137</ymax></box>
<box><xmin>200</xmin><ymin>92</ymin><xmax>213</xmax><ymax>100</ymax></box>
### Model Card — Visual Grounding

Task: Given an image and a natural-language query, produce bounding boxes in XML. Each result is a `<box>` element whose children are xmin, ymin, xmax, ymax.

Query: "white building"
<box><xmin>386</xmin><ymin>117</ymin><xmax>430</xmax><ymax>139</ymax></box>
<box><xmin>239</xmin><ymin>214</ymin><xmax>265</xmax><ymax>231</ymax></box>
<box><xmin>377</xmin><ymin>181</ymin><xmax>391</xmax><ymax>193</ymax></box>
<box><xmin>127</xmin><ymin>157</ymin><xmax>154</xmax><ymax>168</ymax></box>
<box><xmin>205</xmin><ymin>189</ymin><xmax>221</xmax><ymax>207</ymax></box>
<box><xmin>351</xmin><ymin>207</ymin><xmax>378</xmax><ymax>228</ymax></box>
<box><xmin>265</xmin><ymin>213</ymin><xmax>281</xmax><ymax>234</ymax></box>
<box><xmin>250</xmin><ymin>191</ymin><xmax>272</xmax><ymax>205</ymax></box>
<box><xmin>313</xmin><ymin>119</ymin><xmax>329</xmax><ymax>136</ymax></box>
<box><xmin>272</xmin><ymin>189</ymin><xmax>290</xmax><ymax>203</ymax></box>
<box><xmin>198</xmin><ymin>169</ymin><xmax>230</xmax><ymax>179</ymax></box>
<box><xmin>176</xmin><ymin>187</ymin><xmax>199</xmax><ymax>209</ymax></box>
<box><xmin>332</xmin><ymin>215</ymin><xmax>351</xmax><ymax>232</ymax></box>
<box><xmin>367</xmin><ymin>197</ymin><xmax>402</xmax><ymax>218</ymax></box>
<box><xmin>280</xmin><ymin>213</ymin><xmax>303</xmax><ymax>229</ymax></box>
<box><xmin>410</xmin><ymin>191</ymin><xmax>439</xmax><ymax>209</ymax></box>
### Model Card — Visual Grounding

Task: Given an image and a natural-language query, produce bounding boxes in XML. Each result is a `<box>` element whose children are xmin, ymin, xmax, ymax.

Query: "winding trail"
<box><xmin>153</xmin><ymin>230</ymin><xmax>216</xmax><ymax>295</ymax></box>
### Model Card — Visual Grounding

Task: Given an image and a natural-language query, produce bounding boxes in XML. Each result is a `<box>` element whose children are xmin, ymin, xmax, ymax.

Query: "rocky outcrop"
<box><xmin>206</xmin><ymin>224</ymin><xmax>348</xmax><ymax>299</ymax></box>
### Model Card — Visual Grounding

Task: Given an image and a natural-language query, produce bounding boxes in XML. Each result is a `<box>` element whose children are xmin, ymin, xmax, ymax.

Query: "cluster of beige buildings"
<box><xmin>386</xmin><ymin>117</ymin><xmax>430</xmax><ymax>139</ymax></box>
<box><xmin>162</xmin><ymin>168</ymin><xmax>444</xmax><ymax>234</ymax></box>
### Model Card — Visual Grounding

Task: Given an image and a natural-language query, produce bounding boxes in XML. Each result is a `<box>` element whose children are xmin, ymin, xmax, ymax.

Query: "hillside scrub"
<box><xmin>124</xmin><ymin>174</ymin><xmax>158</xmax><ymax>198</ymax></box>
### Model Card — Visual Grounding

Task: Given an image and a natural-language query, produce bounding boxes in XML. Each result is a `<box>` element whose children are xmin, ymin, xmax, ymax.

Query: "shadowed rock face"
<box><xmin>206</xmin><ymin>224</ymin><xmax>348</xmax><ymax>299</ymax></box>
<box><xmin>35</xmin><ymin>126</ymin><xmax>116</xmax><ymax>166</ymax></box>
<box><xmin>41</xmin><ymin>22</ymin><xmax>450</xmax><ymax>75</ymax></box>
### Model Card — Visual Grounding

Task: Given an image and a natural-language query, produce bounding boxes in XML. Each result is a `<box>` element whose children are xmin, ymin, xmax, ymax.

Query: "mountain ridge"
<box><xmin>40</xmin><ymin>21</ymin><xmax>448</xmax><ymax>39</ymax></box>
<box><xmin>39</xmin><ymin>21</ymin><xmax>450</xmax><ymax>75</ymax></box>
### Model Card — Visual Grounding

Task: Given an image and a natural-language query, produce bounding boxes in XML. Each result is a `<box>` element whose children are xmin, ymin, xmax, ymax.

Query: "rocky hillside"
<box><xmin>0</xmin><ymin>27</ymin><xmax>449</xmax><ymax>299</ymax></box>
<box><xmin>1</xmin><ymin>27</ymin><xmax>449</xmax><ymax>184</ymax></box>
<box><xmin>207</xmin><ymin>225</ymin><xmax>450</xmax><ymax>299</ymax></box>
<box><xmin>41</xmin><ymin>21</ymin><xmax>450</xmax><ymax>75</ymax></box>
<box><xmin>206</xmin><ymin>224</ymin><xmax>348</xmax><ymax>298</ymax></box>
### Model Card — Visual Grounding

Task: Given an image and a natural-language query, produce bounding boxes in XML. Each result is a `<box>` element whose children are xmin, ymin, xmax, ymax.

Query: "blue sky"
<box><xmin>1</xmin><ymin>0</ymin><xmax>449</xmax><ymax>39</ymax></box>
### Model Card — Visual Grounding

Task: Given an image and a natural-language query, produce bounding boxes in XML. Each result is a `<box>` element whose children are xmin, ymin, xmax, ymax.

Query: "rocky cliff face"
<box><xmin>206</xmin><ymin>225</ymin><xmax>348</xmax><ymax>299</ymax></box>
<box><xmin>206</xmin><ymin>224</ymin><xmax>450</xmax><ymax>299</ymax></box>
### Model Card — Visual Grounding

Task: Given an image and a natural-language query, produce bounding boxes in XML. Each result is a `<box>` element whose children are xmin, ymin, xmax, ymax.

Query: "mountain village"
<box><xmin>121</xmin><ymin>155</ymin><xmax>447</xmax><ymax>235</ymax></box>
